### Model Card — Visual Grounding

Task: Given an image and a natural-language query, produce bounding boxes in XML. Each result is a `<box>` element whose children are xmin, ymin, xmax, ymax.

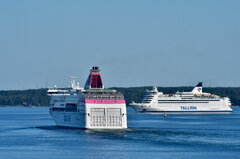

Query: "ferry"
<box><xmin>130</xmin><ymin>82</ymin><xmax>232</xmax><ymax>114</ymax></box>
<box><xmin>48</xmin><ymin>67</ymin><xmax>127</xmax><ymax>129</ymax></box>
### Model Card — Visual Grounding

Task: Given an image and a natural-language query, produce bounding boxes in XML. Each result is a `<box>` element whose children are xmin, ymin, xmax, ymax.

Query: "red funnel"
<box><xmin>84</xmin><ymin>66</ymin><xmax>104</xmax><ymax>90</ymax></box>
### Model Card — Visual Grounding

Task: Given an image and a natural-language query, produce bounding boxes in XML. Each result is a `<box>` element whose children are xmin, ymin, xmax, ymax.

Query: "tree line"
<box><xmin>0</xmin><ymin>87</ymin><xmax>240</xmax><ymax>106</ymax></box>
<box><xmin>0</xmin><ymin>89</ymin><xmax>50</xmax><ymax>106</ymax></box>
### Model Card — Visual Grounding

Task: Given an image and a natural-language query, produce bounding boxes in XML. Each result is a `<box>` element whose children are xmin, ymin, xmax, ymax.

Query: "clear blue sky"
<box><xmin>0</xmin><ymin>0</ymin><xmax>240</xmax><ymax>90</ymax></box>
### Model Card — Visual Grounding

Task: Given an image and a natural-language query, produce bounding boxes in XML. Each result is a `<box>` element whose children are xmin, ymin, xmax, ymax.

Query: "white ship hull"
<box><xmin>130</xmin><ymin>103</ymin><xmax>232</xmax><ymax>114</ymax></box>
<box><xmin>50</xmin><ymin>103</ymin><xmax>127</xmax><ymax>129</ymax></box>
<box><xmin>50</xmin><ymin>111</ymin><xmax>85</xmax><ymax>128</ymax></box>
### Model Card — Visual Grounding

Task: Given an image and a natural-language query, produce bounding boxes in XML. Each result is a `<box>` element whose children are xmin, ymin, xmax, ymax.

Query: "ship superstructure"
<box><xmin>130</xmin><ymin>82</ymin><xmax>232</xmax><ymax>114</ymax></box>
<box><xmin>48</xmin><ymin>67</ymin><xmax>127</xmax><ymax>129</ymax></box>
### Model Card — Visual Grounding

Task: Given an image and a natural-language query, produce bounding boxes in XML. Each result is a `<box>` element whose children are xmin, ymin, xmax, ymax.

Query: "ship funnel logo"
<box><xmin>197</xmin><ymin>87</ymin><xmax>202</xmax><ymax>92</ymax></box>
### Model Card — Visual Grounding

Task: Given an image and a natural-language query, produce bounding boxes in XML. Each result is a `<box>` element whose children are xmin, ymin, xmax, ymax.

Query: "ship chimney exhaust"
<box><xmin>84</xmin><ymin>66</ymin><xmax>104</xmax><ymax>90</ymax></box>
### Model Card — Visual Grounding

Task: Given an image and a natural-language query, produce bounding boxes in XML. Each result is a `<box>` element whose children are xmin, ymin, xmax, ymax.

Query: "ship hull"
<box><xmin>50</xmin><ymin>111</ymin><xmax>86</xmax><ymax>128</ymax></box>
<box><xmin>130</xmin><ymin>103</ymin><xmax>233</xmax><ymax>114</ymax></box>
<box><xmin>50</xmin><ymin>103</ymin><xmax>127</xmax><ymax>129</ymax></box>
<box><xmin>137</xmin><ymin>110</ymin><xmax>232</xmax><ymax>114</ymax></box>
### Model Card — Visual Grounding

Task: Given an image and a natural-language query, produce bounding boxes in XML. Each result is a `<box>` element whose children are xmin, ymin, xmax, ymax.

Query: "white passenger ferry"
<box><xmin>130</xmin><ymin>82</ymin><xmax>232</xmax><ymax>114</ymax></box>
<box><xmin>48</xmin><ymin>67</ymin><xmax>127</xmax><ymax>129</ymax></box>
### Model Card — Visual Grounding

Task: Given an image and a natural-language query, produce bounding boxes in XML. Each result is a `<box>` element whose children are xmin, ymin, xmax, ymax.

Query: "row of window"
<box><xmin>65</xmin><ymin>106</ymin><xmax>77</xmax><ymax>112</ymax></box>
<box><xmin>50</xmin><ymin>103</ymin><xmax>77</xmax><ymax>107</ymax></box>
<box><xmin>51</xmin><ymin>103</ymin><xmax>78</xmax><ymax>112</ymax></box>
<box><xmin>51</xmin><ymin>108</ymin><xmax>65</xmax><ymax>111</ymax></box>
<box><xmin>51</xmin><ymin>107</ymin><xmax>79</xmax><ymax>112</ymax></box>
<box><xmin>142</xmin><ymin>100</ymin><xmax>152</xmax><ymax>102</ymax></box>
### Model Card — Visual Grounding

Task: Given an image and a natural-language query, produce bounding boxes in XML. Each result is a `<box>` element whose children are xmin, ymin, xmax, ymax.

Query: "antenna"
<box><xmin>45</xmin><ymin>80</ymin><xmax>48</xmax><ymax>88</ymax></box>
<box><xmin>70</xmin><ymin>76</ymin><xmax>82</xmax><ymax>90</ymax></box>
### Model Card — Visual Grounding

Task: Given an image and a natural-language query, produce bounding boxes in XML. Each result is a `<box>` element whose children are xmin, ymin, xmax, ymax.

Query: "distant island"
<box><xmin>0</xmin><ymin>87</ymin><xmax>240</xmax><ymax>106</ymax></box>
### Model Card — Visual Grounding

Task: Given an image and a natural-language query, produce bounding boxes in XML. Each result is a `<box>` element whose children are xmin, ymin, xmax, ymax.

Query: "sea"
<box><xmin>0</xmin><ymin>107</ymin><xmax>240</xmax><ymax>159</ymax></box>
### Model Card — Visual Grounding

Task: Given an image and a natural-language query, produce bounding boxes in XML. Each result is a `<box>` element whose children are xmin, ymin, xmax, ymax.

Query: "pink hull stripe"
<box><xmin>85</xmin><ymin>99</ymin><xmax>125</xmax><ymax>104</ymax></box>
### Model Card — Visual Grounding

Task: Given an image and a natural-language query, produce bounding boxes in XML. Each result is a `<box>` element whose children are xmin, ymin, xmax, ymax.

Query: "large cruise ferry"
<box><xmin>130</xmin><ymin>82</ymin><xmax>232</xmax><ymax>114</ymax></box>
<box><xmin>48</xmin><ymin>67</ymin><xmax>127</xmax><ymax>129</ymax></box>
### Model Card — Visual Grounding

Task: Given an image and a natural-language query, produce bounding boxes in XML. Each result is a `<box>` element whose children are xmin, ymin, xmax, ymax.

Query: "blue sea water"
<box><xmin>0</xmin><ymin>107</ymin><xmax>240</xmax><ymax>159</ymax></box>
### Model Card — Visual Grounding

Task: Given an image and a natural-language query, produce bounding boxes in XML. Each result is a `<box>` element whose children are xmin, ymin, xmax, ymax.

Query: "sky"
<box><xmin>0</xmin><ymin>0</ymin><xmax>240</xmax><ymax>90</ymax></box>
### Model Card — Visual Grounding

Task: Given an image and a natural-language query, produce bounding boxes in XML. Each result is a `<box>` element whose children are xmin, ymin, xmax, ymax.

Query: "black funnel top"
<box><xmin>196</xmin><ymin>82</ymin><xmax>203</xmax><ymax>87</ymax></box>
